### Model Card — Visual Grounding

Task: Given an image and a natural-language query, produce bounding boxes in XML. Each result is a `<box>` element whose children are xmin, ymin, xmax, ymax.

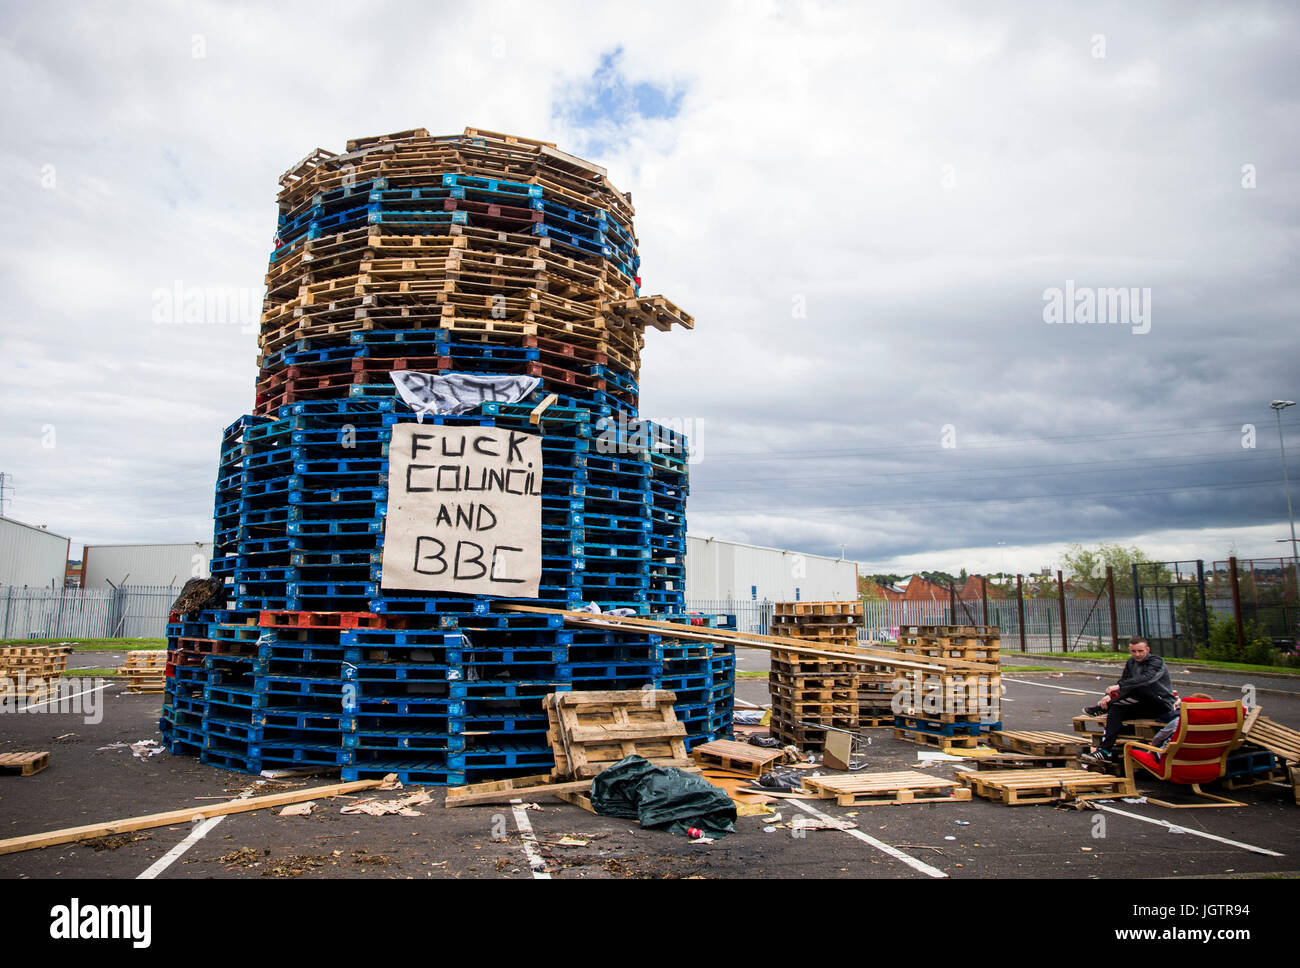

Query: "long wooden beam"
<box><xmin>498</xmin><ymin>605</ymin><xmax>996</xmax><ymax>675</ymax></box>
<box><xmin>0</xmin><ymin>779</ymin><xmax>384</xmax><ymax>856</ymax></box>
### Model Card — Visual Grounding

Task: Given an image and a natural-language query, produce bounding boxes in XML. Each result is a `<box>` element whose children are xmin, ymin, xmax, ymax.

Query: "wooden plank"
<box><xmin>564</xmin><ymin>723</ymin><xmax>686</xmax><ymax>743</ymax></box>
<box><xmin>444</xmin><ymin>773</ymin><xmax>595</xmax><ymax>807</ymax></box>
<box><xmin>499</xmin><ymin>604</ymin><xmax>990</xmax><ymax>673</ymax></box>
<box><xmin>0</xmin><ymin>779</ymin><xmax>384</xmax><ymax>856</ymax></box>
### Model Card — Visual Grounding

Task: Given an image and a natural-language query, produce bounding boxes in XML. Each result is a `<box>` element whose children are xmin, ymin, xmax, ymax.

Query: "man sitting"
<box><xmin>1080</xmin><ymin>636</ymin><xmax>1178</xmax><ymax>765</ymax></box>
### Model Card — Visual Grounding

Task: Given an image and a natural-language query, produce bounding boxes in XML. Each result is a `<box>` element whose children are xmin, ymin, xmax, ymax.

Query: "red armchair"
<box><xmin>1123</xmin><ymin>696</ymin><xmax>1245</xmax><ymax>808</ymax></box>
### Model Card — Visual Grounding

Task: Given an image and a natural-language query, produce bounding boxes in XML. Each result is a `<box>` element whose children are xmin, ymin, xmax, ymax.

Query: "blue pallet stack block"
<box><xmin>160</xmin><ymin>128</ymin><xmax>728</xmax><ymax>783</ymax></box>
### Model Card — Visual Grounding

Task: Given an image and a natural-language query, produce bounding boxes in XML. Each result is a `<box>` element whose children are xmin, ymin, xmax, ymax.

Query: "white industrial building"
<box><xmin>684</xmin><ymin>535</ymin><xmax>859</xmax><ymax>604</ymax></box>
<box><xmin>81</xmin><ymin>542</ymin><xmax>213</xmax><ymax>589</ymax></box>
<box><xmin>0</xmin><ymin>516</ymin><xmax>71</xmax><ymax>588</ymax></box>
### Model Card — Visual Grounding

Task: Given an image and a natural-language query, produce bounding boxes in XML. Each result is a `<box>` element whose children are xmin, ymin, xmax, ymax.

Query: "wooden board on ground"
<box><xmin>0</xmin><ymin>752</ymin><xmax>49</xmax><ymax>777</ymax></box>
<box><xmin>989</xmin><ymin>729</ymin><xmax>1092</xmax><ymax>757</ymax></box>
<box><xmin>801</xmin><ymin>770</ymin><xmax>971</xmax><ymax>807</ymax></box>
<box><xmin>0</xmin><ymin>779</ymin><xmax>383</xmax><ymax>856</ymax></box>
<box><xmin>701</xmin><ymin>770</ymin><xmax>778</xmax><ymax>805</ymax></box>
<box><xmin>692</xmin><ymin>739</ymin><xmax>785</xmax><ymax>778</ymax></box>
<box><xmin>444</xmin><ymin>773</ymin><xmax>596</xmax><ymax>807</ymax></box>
<box><xmin>957</xmin><ymin>768</ymin><xmax>1135</xmax><ymax>805</ymax></box>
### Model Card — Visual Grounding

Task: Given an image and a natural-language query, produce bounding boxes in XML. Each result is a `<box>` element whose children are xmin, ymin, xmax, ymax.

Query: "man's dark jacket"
<box><xmin>1115</xmin><ymin>654</ymin><xmax>1175</xmax><ymax>709</ymax></box>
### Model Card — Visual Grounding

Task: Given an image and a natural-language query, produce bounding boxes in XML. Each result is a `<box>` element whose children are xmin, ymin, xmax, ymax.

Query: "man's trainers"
<box><xmin>1082</xmin><ymin>704</ymin><xmax>1103</xmax><ymax>717</ymax></box>
<box><xmin>1081</xmin><ymin>748</ymin><xmax>1113</xmax><ymax>765</ymax></box>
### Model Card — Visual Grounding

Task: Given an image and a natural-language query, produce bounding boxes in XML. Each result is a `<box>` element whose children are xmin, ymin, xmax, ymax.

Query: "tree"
<box><xmin>1060</xmin><ymin>543</ymin><xmax>1166</xmax><ymax>595</ymax></box>
<box><xmin>859</xmin><ymin>577</ymin><xmax>887</xmax><ymax>600</ymax></box>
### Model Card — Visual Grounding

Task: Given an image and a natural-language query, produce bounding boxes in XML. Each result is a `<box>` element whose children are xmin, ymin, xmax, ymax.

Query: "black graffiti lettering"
<box><xmin>490</xmin><ymin>545</ymin><xmax>526</xmax><ymax>583</ymax></box>
<box><xmin>454</xmin><ymin>540</ymin><xmax>487</xmax><ymax>580</ymax></box>
<box><xmin>440</xmin><ymin>434</ymin><xmax>467</xmax><ymax>457</ymax></box>
<box><xmin>504</xmin><ymin>468</ymin><xmax>529</xmax><ymax>494</ymax></box>
<box><xmin>507</xmin><ymin>431</ymin><xmax>527</xmax><ymax>463</ymax></box>
<box><xmin>406</xmin><ymin>464</ymin><xmax>436</xmax><ymax>492</ymax></box>
<box><xmin>436</xmin><ymin>465</ymin><xmax>461</xmax><ymax>491</ymax></box>
<box><xmin>413</xmin><ymin>536</ymin><xmax>448</xmax><ymax>575</ymax></box>
<box><xmin>472</xmin><ymin>434</ymin><xmax>500</xmax><ymax>457</ymax></box>
<box><xmin>410</xmin><ymin>434</ymin><xmax>436</xmax><ymax>459</ymax></box>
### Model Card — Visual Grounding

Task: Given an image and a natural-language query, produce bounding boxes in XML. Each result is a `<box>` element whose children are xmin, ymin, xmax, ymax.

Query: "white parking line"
<box><xmin>510</xmin><ymin>799</ymin><xmax>551</xmax><ymax>879</ymax></box>
<box><xmin>21</xmin><ymin>680</ymin><xmax>116</xmax><ymax>711</ymax></box>
<box><xmin>1094</xmin><ymin>804</ymin><xmax>1284</xmax><ymax>857</ymax></box>
<box><xmin>137</xmin><ymin>780</ymin><xmax>265</xmax><ymax>879</ymax></box>
<box><xmin>1002</xmin><ymin>676</ymin><xmax>1091</xmax><ymax>696</ymax></box>
<box><xmin>786</xmin><ymin>798</ymin><xmax>948</xmax><ymax>878</ymax></box>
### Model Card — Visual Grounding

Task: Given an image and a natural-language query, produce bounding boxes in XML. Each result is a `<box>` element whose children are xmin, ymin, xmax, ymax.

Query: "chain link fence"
<box><xmin>0</xmin><ymin>585</ymin><xmax>181</xmax><ymax>640</ymax></box>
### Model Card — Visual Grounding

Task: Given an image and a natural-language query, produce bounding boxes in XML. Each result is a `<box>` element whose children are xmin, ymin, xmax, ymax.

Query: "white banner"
<box><xmin>380</xmin><ymin>424</ymin><xmax>543</xmax><ymax>597</ymax></box>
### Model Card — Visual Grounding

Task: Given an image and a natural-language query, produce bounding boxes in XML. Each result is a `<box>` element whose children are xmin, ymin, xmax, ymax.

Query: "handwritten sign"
<box><xmin>381</xmin><ymin>424</ymin><xmax>543</xmax><ymax>597</ymax></box>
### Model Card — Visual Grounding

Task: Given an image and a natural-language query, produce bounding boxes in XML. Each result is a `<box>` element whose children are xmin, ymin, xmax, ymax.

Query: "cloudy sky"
<box><xmin>1</xmin><ymin>0</ymin><xmax>1296</xmax><ymax>576</ymax></box>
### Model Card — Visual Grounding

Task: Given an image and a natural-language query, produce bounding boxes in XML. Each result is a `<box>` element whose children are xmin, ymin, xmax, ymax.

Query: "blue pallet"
<box><xmin>343</xmin><ymin>763</ymin><xmax>465</xmax><ymax>785</ymax></box>
<box><xmin>893</xmin><ymin>716</ymin><xmax>1001</xmax><ymax>736</ymax></box>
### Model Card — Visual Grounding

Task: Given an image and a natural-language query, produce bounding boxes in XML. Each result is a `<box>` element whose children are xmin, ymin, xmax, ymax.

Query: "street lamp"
<box><xmin>1270</xmin><ymin>400</ymin><xmax>1299</xmax><ymax>602</ymax></box>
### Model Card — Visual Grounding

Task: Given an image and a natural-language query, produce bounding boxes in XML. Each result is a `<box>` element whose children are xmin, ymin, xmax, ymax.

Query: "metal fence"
<box><xmin>685</xmin><ymin>596</ymin><xmax>1217</xmax><ymax>654</ymax></box>
<box><xmin>0</xmin><ymin>585</ymin><xmax>181</xmax><ymax>640</ymax></box>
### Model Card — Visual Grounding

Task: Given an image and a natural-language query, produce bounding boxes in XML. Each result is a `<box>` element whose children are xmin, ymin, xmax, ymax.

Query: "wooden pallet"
<box><xmin>1073</xmin><ymin>714</ymin><xmax>1163</xmax><ymax>744</ymax></box>
<box><xmin>773</xmin><ymin>601</ymin><xmax>864</xmax><ymax>618</ymax></box>
<box><xmin>970</xmin><ymin>753</ymin><xmax>1082</xmax><ymax>771</ymax></box>
<box><xmin>1243</xmin><ymin>709</ymin><xmax>1300</xmax><ymax>765</ymax></box>
<box><xmin>859</xmin><ymin>714</ymin><xmax>894</xmax><ymax>728</ymax></box>
<box><xmin>957</xmin><ymin>768</ymin><xmax>1134</xmax><ymax>805</ymax></box>
<box><xmin>544</xmin><ymin>690</ymin><xmax>689</xmax><ymax>780</ymax></box>
<box><xmin>893</xmin><ymin>728</ymin><xmax>980</xmax><ymax>750</ymax></box>
<box><xmin>989</xmin><ymin>730</ymin><xmax>1093</xmax><ymax>757</ymax></box>
<box><xmin>801</xmin><ymin>770</ymin><xmax>971</xmax><ymax>806</ymax></box>
<box><xmin>0</xmin><ymin>752</ymin><xmax>50</xmax><ymax>777</ymax></box>
<box><xmin>690</xmin><ymin>739</ymin><xmax>785</xmax><ymax>778</ymax></box>
<box><xmin>1290</xmin><ymin>765</ymin><xmax>1299</xmax><ymax>807</ymax></box>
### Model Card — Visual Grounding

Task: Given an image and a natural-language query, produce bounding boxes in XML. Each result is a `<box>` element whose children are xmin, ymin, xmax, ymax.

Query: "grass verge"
<box><xmin>0</xmin><ymin>638</ymin><xmax>165</xmax><ymax>650</ymax></box>
<box><xmin>1003</xmin><ymin>651</ymin><xmax>1300</xmax><ymax>677</ymax></box>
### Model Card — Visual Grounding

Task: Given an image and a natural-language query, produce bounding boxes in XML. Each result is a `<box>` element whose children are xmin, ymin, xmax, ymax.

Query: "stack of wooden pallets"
<box><xmin>768</xmin><ymin>602</ymin><xmax>863</xmax><ymax>749</ymax></box>
<box><xmin>770</xmin><ymin>601</ymin><xmax>863</xmax><ymax>648</ymax></box>
<box><xmin>857</xmin><ymin>670</ymin><xmax>896</xmax><ymax>727</ymax></box>
<box><xmin>891</xmin><ymin>625</ymin><xmax>1001</xmax><ymax>750</ymax></box>
<box><xmin>119</xmin><ymin>651</ymin><xmax>167</xmax><ymax>695</ymax></box>
<box><xmin>0</xmin><ymin>645</ymin><xmax>72</xmax><ymax>703</ymax></box>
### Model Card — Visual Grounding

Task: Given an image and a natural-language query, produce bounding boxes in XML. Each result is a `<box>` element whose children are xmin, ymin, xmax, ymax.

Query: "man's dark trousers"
<box><xmin>1101</xmin><ymin>696</ymin><xmax>1177</xmax><ymax>750</ymax></box>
